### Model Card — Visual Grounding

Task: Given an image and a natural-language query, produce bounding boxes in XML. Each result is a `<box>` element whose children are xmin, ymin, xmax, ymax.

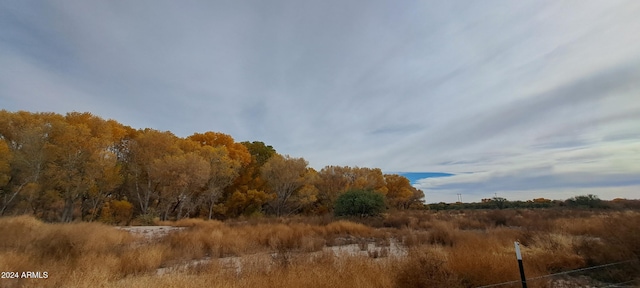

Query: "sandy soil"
<box><xmin>115</xmin><ymin>226</ymin><xmax>185</xmax><ymax>239</ymax></box>
<box><xmin>116</xmin><ymin>226</ymin><xmax>406</xmax><ymax>275</ymax></box>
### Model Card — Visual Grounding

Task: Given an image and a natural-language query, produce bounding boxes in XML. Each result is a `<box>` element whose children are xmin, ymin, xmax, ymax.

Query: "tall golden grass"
<box><xmin>0</xmin><ymin>209</ymin><xmax>638</xmax><ymax>287</ymax></box>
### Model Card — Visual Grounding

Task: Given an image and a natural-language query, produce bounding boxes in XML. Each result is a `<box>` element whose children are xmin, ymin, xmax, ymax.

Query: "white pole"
<box><xmin>515</xmin><ymin>241</ymin><xmax>522</xmax><ymax>260</ymax></box>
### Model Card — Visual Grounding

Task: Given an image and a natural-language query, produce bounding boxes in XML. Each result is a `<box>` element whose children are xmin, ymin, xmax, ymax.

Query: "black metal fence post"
<box><xmin>514</xmin><ymin>241</ymin><xmax>527</xmax><ymax>288</ymax></box>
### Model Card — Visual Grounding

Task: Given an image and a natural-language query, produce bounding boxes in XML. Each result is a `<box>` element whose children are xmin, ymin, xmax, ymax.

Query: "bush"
<box><xmin>334</xmin><ymin>190</ymin><xmax>386</xmax><ymax>217</ymax></box>
<box><xmin>100</xmin><ymin>200</ymin><xmax>133</xmax><ymax>225</ymax></box>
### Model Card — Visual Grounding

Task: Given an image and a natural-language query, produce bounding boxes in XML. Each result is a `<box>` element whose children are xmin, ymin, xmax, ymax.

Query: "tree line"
<box><xmin>0</xmin><ymin>110</ymin><xmax>424</xmax><ymax>222</ymax></box>
<box><xmin>428</xmin><ymin>195</ymin><xmax>640</xmax><ymax>210</ymax></box>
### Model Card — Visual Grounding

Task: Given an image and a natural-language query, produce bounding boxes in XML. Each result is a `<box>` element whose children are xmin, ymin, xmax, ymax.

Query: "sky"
<box><xmin>1</xmin><ymin>1</ymin><xmax>639</xmax><ymax>203</ymax></box>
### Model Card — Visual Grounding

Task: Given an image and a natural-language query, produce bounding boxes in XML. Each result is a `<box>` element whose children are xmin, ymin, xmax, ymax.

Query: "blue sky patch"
<box><xmin>398</xmin><ymin>172</ymin><xmax>454</xmax><ymax>185</ymax></box>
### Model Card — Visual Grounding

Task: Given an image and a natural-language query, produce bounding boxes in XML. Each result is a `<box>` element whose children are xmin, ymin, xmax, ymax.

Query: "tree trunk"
<box><xmin>61</xmin><ymin>197</ymin><xmax>75</xmax><ymax>222</ymax></box>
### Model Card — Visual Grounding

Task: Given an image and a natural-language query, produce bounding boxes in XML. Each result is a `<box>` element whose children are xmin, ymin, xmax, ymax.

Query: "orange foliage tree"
<box><xmin>221</xmin><ymin>141</ymin><xmax>276</xmax><ymax>218</ymax></box>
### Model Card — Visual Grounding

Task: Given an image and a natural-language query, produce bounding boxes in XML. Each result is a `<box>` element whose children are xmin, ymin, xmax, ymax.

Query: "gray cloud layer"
<box><xmin>2</xmin><ymin>0</ymin><xmax>639</xmax><ymax>203</ymax></box>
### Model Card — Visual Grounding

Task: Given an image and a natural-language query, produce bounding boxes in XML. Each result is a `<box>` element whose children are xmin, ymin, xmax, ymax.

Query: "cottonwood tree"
<box><xmin>195</xmin><ymin>144</ymin><xmax>241</xmax><ymax>219</ymax></box>
<box><xmin>126</xmin><ymin>129</ymin><xmax>181</xmax><ymax>216</ymax></box>
<box><xmin>66</xmin><ymin>112</ymin><xmax>125</xmax><ymax>221</ymax></box>
<box><xmin>84</xmin><ymin>152</ymin><xmax>123</xmax><ymax>221</ymax></box>
<box><xmin>347</xmin><ymin>167</ymin><xmax>388</xmax><ymax>194</ymax></box>
<box><xmin>188</xmin><ymin>132</ymin><xmax>251</xmax><ymax>166</ymax></box>
<box><xmin>0</xmin><ymin>139</ymin><xmax>11</xmax><ymax>204</ymax></box>
<box><xmin>44</xmin><ymin>116</ymin><xmax>91</xmax><ymax>222</ymax></box>
<box><xmin>384</xmin><ymin>174</ymin><xmax>424</xmax><ymax>209</ymax></box>
<box><xmin>45</xmin><ymin>113</ymin><xmax>122</xmax><ymax>222</ymax></box>
<box><xmin>188</xmin><ymin>133</ymin><xmax>256</xmax><ymax>218</ymax></box>
<box><xmin>315</xmin><ymin>166</ymin><xmax>353</xmax><ymax>213</ymax></box>
<box><xmin>0</xmin><ymin>111</ymin><xmax>52</xmax><ymax>216</ymax></box>
<box><xmin>208</xmin><ymin>155</ymin><xmax>240</xmax><ymax>218</ymax></box>
<box><xmin>149</xmin><ymin>152</ymin><xmax>210</xmax><ymax>220</ymax></box>
<box><xmin>261</xmin><ymin>154</ymin><xmax>317</xmax><ymax>216</ymax></box>
<box><xmin>406</xmin><ymin>187</ymin><xmax>426</xmax><ymax>209</ymax></box>
<box><xmin>187</xmin><ymin>132</ymin><xmax>255</xmax><ymax>218</ymax></box>
<box><xmin>222</xmin><ymin>141</ymin><xmax>276</xmax><ymax>217</ymax></box>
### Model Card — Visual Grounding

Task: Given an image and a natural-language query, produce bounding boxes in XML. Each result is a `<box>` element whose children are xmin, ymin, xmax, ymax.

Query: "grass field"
<box><xmin>0</xmin><ymin>209</ymin><xmax>638</xmax><ymax>288</ymax></box>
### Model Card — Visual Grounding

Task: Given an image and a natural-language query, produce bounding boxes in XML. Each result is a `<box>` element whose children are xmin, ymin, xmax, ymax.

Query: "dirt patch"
<box><xmin>116</xmin><ymin>226</ymin><xmax>185</xmax><ymax>239</ymax></box>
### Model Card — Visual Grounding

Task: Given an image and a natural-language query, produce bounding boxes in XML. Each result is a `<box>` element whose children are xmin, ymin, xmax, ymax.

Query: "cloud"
<box><xmin>1</xmin><ymin>0</ymin><xmax>639</xmax><ymax>202</ymax></box>
<box><xmin>416</xmin><ymin>140</ymin><xmax>640</xmax><ymax>203</ymax></box>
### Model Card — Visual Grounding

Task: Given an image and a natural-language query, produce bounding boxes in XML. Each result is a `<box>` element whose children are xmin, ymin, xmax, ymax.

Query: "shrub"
<box><xmin>334</xmin><ymin>190</ymin><xmax>386</xmax><ymax>217</ymax></box>
<box><xmin>134</xmin><ymin>212</ymin><xmax>158</xmax><ymax>226</ymax></box>
<box><xmin>100</xmin><ymin>200</ymin><xmax>133</xmax><ymax>225</ymax></box>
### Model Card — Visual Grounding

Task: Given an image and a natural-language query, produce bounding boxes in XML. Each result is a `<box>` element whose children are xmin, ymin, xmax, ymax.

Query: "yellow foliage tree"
<box><xmin>384</xmin><ymin>174</ymin><xmax>423</xmax><ymax>209</ymax></box>
<box><xmin>0</xmin><ymin>139</ymin><xmax>11</xmax><ymax>190</ymax></box>
<box><xmin>221</xmin><ymin>141</ymin><xmax>276</xmax><ymax>218</ymax></box>
<box><xmin>0</xmin><ymin>111</ymin><xmax>51</xmax><ymax>215</ymax></box>
<box><xmin>127</xmin><ymin>129</ymin><xmax>182</xmax><ymax>216</ymax></box>
<box><xmin>149</xmin><ymin>152</ymin><xmax>210</xmax><ymax>220</ymax></box>
<box><xmin>261</xmin><ymin>154</ymin><xmax>317</xmax><ymax>216</ymax></box>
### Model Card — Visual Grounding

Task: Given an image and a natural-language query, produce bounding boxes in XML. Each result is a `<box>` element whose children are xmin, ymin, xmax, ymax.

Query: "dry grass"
<box><xmin>1</xmin><ymin>210</ymin><xmax>639</xmax><ymax>288</ymax></box>
<box><xmin>446</xmin><ymin>229</ymin><xmax>529</xmax><ymax>287</ymax></box>
<box><xmin>395</xmin><ymin>247</ymin><xmax>462</xmax><ymax>287</ymax></box>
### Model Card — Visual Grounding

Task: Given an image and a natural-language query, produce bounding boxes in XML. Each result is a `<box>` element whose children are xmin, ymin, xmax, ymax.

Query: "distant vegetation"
<box><xmin>428</xmin><ymin>194</ymin><xmax>640</xmax><ymax>210</ymax></box>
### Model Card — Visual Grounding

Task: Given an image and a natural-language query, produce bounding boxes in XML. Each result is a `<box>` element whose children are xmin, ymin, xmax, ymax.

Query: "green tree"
<box><xmin>334</xmin><ymin>189</ymin><xmax>386</xmax><ymax>217</ymax></box>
